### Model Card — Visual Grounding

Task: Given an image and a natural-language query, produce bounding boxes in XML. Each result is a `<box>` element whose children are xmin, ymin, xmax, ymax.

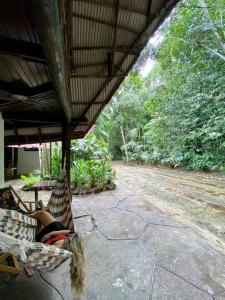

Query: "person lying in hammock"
<box><xmin>29</xmin><ymin>200</ymin><xmax>85</xmax><ymax>295</ymax></box>
<box><xmin>30</xmin><ymin>200</ymin><xmax>71</xmax><ymax>247</ymax></box>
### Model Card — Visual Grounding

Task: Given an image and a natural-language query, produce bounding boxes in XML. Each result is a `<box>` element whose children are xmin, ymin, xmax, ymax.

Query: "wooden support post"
<box><xmin>28</xmin><ymin>0</ymin><xmax>72</xmax><ymax>123</ymax></box>
<box><xmin>62</xmin><ymin>124</ymin><xmax>72</xmax><ymax>190</ymax></box>
<box><xmin>13</xmin><ymin>147</ymin><xmax>18</xmax><ymax>177</ymax></box>
<box><xmin>50</xmin><ymin>142</ymin><xmax>52</xmax><ymax>174</ymax></box>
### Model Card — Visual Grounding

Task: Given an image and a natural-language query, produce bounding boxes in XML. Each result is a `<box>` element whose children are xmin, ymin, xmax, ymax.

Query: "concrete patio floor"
<box><xmin>1</xmin><ymin>165</ymin><xmax>225</xmax><ymax>300</ymax></box>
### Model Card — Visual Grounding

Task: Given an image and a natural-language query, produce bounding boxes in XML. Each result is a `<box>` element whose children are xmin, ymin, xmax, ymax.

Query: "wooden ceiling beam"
<box><xmin>5</xmin><ymin>122</ymin><xmax>60</xmax><ymax>130</ymax></box>
<box><xmin>69</xmin><ymin>74</ymin><xmax>123</xmax><ymax>78</ymax></box>
<box><xmin>0</xmin><ymin>81</ymin><xmax>53</xmax><ymax>97</ymax></box>
<box><xmin>72</xmin><ymin>0</ymin><xmax>148</xmax><ymax>17</ymax></box>
<box><xmin>71</xmin><ymin>101</ymin><xmax>105</xmax><ymax>105</ymax></box>
<box><xmin>70</xmin><ymin>45</ymin><xmax>140</xmax><ymax>54</ymax></box>
<box><xmin>111</xmin><ymin>0</ymin><xmax>119</xmax><ymax>75</ymax></box>
<box><xmin>14</xmin><ymin>129</ymin><xmax>19</xmax><ymax>146</ymax></box>
<box><xmin>72</xmin><ymin>13</ymin><xmax>139</xmax><ymax>34</ymax></box>
<box><xmin>4</xmin><ymin>116</ymin><xmax>88</xmax><ymax>129</ymax></box>
<box><xmin>146</xmin><ymin>0</ymin><xmax>153</xmax><ymax>26</ymax></box>
<box><xmin>38</xmin><ymin>128</ymin><xmax>42</xmax><ymax>144</ymax></box>
<box><xmin>0</xmin><ymin>36</ymin><xmax>46</xmax><ymax>64</ymax></box>
<box><xmin>72</xmin><ymin>62</ymin><xmax>107</xmax><ymax>69</ymax></box>
<box><xmin>4</xmin><ymin>113</ymin><xmax>64</xmax><ymax>124</ymax></box>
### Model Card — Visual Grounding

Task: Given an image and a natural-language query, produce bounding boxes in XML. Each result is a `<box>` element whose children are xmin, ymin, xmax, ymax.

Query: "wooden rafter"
<box><xmin>111</xmin><ymin>0</ymin><xmax>119</xmax><ymax>73</ymax></box>
<box><xmin>14</xmin><ymin>128</ymin><xmax>19</xmax><ymax>145</ymax></box>
<box><xmin>72</xmin><ymin>62</ymin><xmax>106</xmax><ymax>69</ymax></box>
<box><xmin>79</xmin><ymin>1</ymin><xmax>178</xmax><ymax>123</ymax></box>
<box><xmin>38</xmin><ymin>128</ymin><xmax>42</xmax><ymax>144</ymax></box>
<box><xmin>0</xmin><ymin>36</ymin><xmax>46</xmax><ymax>64</ymax></box>
<box><xmin>70</xmin><ymin>45</ymin><xmax>141</xmax><ymax>54</ymax></box>
<box><xmin>71</xmin><ymin>101</ymin><xmax>105</xmax><ymax>104</ymax></box>
<box><xmin>107</xmin><ymin>52</ymin><xmax>112</xmax><ymax>77</ymax></box>
<box><xmin>72</xmin><ymin>13</ymin><xmax>139</xmax><ymax>34</ymax></box>
<box><xmin>0</xmin><ymin>81</ymin><xmax>53</xmax><ymax>97</ymax></box>
<box><xmin>4</xmin><ymin>113</ymin><xmax>64</xmax><ymax>124</ymax></box>
<box><xmin>72</xmin><ymin>0</ymin><xmax>148</xmax><ymax>17</ymax></box>
<box><xmin>146</xmin><ymin>0</ymin><xmax>153</xmax><ymax>26</ymax></box>
<box><xmin>70</xmin><ymin>74</ymin><xmax>123</xmax><ymax>78</ymax></box>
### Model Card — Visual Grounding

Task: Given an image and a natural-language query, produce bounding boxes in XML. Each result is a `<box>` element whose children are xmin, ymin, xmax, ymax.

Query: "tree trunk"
<box><xmin>120</xmin><ymin>126</ymin><xmax>129</xmax><ymax>162</ymax></box>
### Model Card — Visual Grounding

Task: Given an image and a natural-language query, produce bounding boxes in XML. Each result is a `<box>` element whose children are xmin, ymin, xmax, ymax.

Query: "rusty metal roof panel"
<box><xmin>74</xmin><ymin>125</ymin><xmax>89</xmax><ymax>132</ymax></box>
<box><xmin>73</xmin><ymin>1</ymin><xmax>115</xmax><ymax>24</ymax></box>
<box><xmin>117</xmin><ymin>9</ymin><xmax>146</xmax><ymax>34</ymax></box>
<box><xmin>73</xmin><ymin>49</ymin><xmax>107</xmax><ymax>66</ymax></box>
<box><xmin>5</xmin><ymin>127</ymin><xmax>62</xmax><ymax>137</ymax></box>
<box><xmin>121</xmin><ymin>54</ymin><xmax>136</xmax><ymax>72</ymax></box>
<box><xmin>115</xmin><ymin>29</ymin><xmax>136</xmax><ymax>47</ymax></box>
<box><xmin>0</xmin><ymin>55</ymin><xmax>49</xmax><ymax>87</ymax></box>
<box><xmin>120</xmin><ymin>0</ymin><xmax>148</xmax><ymax>14</ymax></box>
<box><xmin>0</xmin><ymin>0</ymin><xmax>39</xmax><ymax>43</ymax></box>
<box><xmin>70</xmin><ymin>77</ymin><xmax>105</xmax><ymax>102</ymax></box>
<box><xmin>40</xmin><ymin>127</ymin><xmax>62</xmax><ymax>134</ymax></box>
<box><xmin>2</xmin><ymin>0</ymin><xmax>179</xmax><ymax>145</ymax></box>
<box><xmin>72</xmin><ymin>17</ymin><xmax>113</xmax><ymax>47</ymax></box>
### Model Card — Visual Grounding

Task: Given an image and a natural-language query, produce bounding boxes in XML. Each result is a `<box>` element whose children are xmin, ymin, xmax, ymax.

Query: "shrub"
<box><xmin>71</xmin><ymin>133</ymin><xmax>111</xmax><ymax>161</ymax></box>
<box><xmin>21</xmin><ymin>173</ymin><xmax>41</xmax><ymax>190</ymax></box>
<box><xmin>71</xmin><ymin>159</ymin><xmax>116</xmax><ymax>191</ymax></box>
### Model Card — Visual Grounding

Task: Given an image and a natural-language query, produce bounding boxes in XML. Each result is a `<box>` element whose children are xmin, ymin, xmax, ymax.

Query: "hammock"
<box><xmin>0</xmin><ymin>170</ymin><xmax>74</xmax><ymax>271</ymax></box>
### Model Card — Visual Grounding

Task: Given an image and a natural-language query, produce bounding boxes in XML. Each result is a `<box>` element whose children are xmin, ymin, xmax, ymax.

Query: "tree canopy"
<box><xmin>94</xmin><ymin>0</ymin><xmax>225</xmax><ymax>172</ymax></box>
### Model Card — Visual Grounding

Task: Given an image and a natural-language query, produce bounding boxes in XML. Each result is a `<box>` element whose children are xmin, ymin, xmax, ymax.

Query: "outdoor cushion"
<box><xmin>0</xmin><ymin>231</ymin><xmax>72</xmax><ymax>271</ymax></box>
<box><xmin>0</xmin><ymin>187</ymin><xmax>19</xmax><ymax>210</ymax></box>
<box><xmin>0</xmin><ymin>170</ymin><xmax>74</xmax><ymax>272</ymax></box>
<box><xmin>0</xmin><ymin>208</ymin><xmax>37</xmax><ymax>242</ymax></box>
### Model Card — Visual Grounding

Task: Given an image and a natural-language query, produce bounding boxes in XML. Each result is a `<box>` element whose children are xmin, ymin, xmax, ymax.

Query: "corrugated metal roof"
<box><xmin>1</xmin><ymin>0</ymin><xmax>179</xmax><ymax>145</ymax></box>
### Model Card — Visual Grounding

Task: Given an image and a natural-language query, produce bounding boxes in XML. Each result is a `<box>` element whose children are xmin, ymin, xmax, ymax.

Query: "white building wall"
<box><xmin>0</xmin><ymin>113</ymin><xmax>4</xmax><ymax>187</ymax></box>
<box><xmin>17</xmin><ymin>149</ymin><xmax>40</xmax><ymax>175</ymax></box>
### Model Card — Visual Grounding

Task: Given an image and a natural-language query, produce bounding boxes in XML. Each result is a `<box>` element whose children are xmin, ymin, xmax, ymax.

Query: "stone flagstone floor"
<box><xmin>1</xmin><ymin>164</ymin><xmax>225</xmax><ymax>300</ymax></box>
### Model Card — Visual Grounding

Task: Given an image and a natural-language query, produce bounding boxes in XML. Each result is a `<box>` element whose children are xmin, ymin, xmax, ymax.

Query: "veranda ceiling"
<box><xmin>0</xmin><ymin>0</ymin><xmax>179</xmax><ymax>145</ymax></box>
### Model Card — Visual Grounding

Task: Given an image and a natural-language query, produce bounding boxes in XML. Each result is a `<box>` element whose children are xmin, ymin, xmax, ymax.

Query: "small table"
<box><xmin>31</xmin><ymin>181</ymin><xmax>56</xmax><ymax>209</ymax></box>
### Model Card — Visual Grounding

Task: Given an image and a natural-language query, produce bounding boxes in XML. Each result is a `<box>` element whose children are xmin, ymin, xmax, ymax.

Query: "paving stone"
<box><xmin>151</xmin><ymin>267</ymin><xmax>213</xmax><ymax>300</ymax></box>
<box><xmin>80</xmin><ymin>232</ymin><xmax>154</xmax><ymax>300</ymax></box>
<box><xmin>142</xmin><ymin>226</ymin><xmax>225</xmax><ymax>295</ymax></box>
<box><xmin>72</xmin><ymin>200</ymin><xmax>97</xmax><ymax>240</ymax></box>
<box><xmin>117</xmin><ymin>194</ymin><xmax>187</xmax><ymax>228</ymax></box>
<box><xmin>73</xmin><ymin>192</ymin><xmax>118</xmax><ymax>212</ymax></box>
<box><xmin>0</xmin><ymin>261</ymin><xmax>74</xmax><ymax>300</ymax></box>
<box><xmin>93</xmin><ymin>208</ymin><xmax>148</xmax><ymax>240</ymax></box>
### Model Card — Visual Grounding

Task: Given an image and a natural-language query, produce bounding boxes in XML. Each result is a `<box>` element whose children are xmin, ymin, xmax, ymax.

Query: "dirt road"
<box><xmin>113</xmin><ymin>162</ymin><xmax>225</xmax><ymax>253</ymax></box>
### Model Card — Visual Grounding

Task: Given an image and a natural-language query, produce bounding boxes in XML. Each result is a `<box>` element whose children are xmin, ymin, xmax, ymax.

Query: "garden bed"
<box><xmin>72</xmin><ymin>183</ymin><xmax>116</xmax><ymax>195</ymax></box>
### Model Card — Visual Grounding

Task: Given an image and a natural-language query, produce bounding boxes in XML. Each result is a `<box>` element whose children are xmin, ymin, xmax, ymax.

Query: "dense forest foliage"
<box><xmin>94</xmin><ymin>0</ymin><xmax>225</xmax><ymax>172</ymax></box>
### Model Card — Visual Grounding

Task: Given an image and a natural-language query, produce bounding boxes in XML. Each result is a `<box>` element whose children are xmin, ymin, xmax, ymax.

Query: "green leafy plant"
<box><xmin>21</xmin><ymin>173</ymin><xmax>41</xmax><ymax>190</ymax></box>
<box><xmin>71</xmin><ymin>159</ymin><xmax>116</xmax><ymax>192</ymax></box>
<box><xmin>94</xmin><ymin>0</ymin><xmax>225</xmax><ymax>173</ymax></box>
<box><xmin>71</xmin><ymin>133</ymin><xmax>111</xmax><ymax>161</ymax></box>
<box><xmin>50</xmin><ymin>142</ymin><xmax>62</xmax><ymax>178</ymax></box>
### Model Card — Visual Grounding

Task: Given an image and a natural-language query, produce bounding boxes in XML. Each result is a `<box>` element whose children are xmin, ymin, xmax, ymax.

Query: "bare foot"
<box><xmin>24</xmin><ymin>266</ymin><xmax>34</xmax><ymax>277</ymax></box>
